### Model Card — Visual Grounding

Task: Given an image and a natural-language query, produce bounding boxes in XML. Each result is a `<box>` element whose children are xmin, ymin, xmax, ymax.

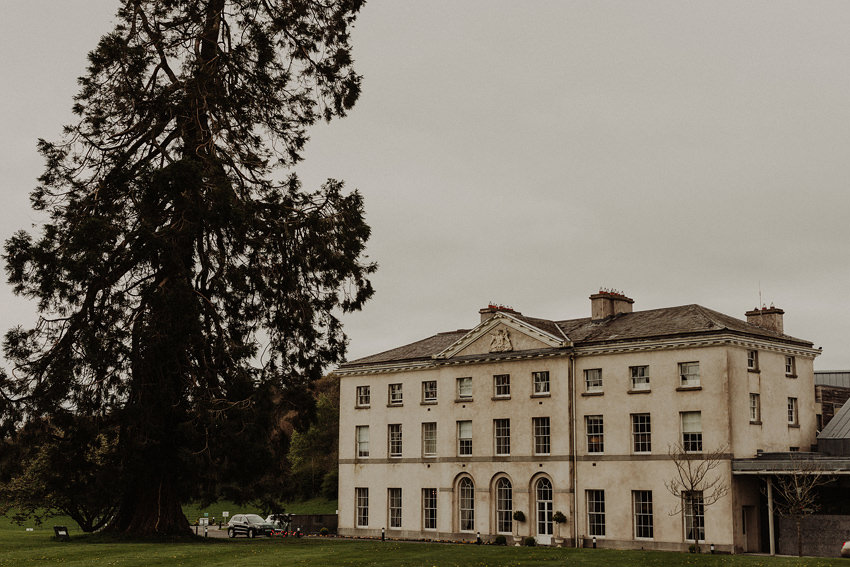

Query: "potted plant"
<box><xmin>552</xmin><ymin>511</ymin><xmax>567</xmax><ymax>546</ymax></box>
<box><xmin>512</xmin><ymin>511</ymin><xmax>526</xmax><ymax>545</ymax></box>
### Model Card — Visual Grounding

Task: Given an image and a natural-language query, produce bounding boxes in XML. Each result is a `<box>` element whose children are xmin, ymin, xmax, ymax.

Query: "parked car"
<box><xmin>841</xmin><ymin>540</ymin><xmax>850</xmax><ymax>557</ymax></box>
<box><xmin>226</xmin><ymin>514</ymin><xmax>275</xmax><ymax>538</ymax></box>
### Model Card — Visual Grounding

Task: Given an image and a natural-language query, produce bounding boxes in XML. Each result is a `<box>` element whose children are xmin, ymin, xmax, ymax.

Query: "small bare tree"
<box><xmin>769</xmin><ymin>454</ymin><xmax>834</xmax><ymax>557</ymax></box>
<box><xmin>665</xmin><ymin>443</ymin><xmax>730</xmax><ymax>551</ymax></box>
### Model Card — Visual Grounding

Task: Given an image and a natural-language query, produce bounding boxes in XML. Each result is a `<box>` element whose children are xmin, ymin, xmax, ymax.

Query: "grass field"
<box><xmin>0</xmin><ymin>520</ymin><xmax>845</xmax><ymax>567</ymax></box>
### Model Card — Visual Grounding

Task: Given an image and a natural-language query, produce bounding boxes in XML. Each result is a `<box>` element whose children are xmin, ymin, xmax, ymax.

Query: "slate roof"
<box><xmin>819</xmin><ymin>401</ymin><xmax>850</xmax><ymax>441</ymax></box>
<box><xmin>341</xmin><ymin>303</ymin><xmax>814</xmax><ymax>368</ymax></box>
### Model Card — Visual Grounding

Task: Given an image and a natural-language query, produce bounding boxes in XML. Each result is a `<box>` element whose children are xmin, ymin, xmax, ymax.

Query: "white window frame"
<box><xmin>533</xmin><ymin>416</ymin><xmax>551</xmax><ymax>455</ymax></box>
<box><xmin>584</xmin><ymin>368</ymin><xmax>603</xmax><ymax>393</ymax></box>
<box><xmin>788</xmin><ymin>397</ymin><xmax>798</xmax><ymax>425</ymax></box>
<box><xmin>495</xmin><ymin>477</ymin><xmax>513</xmax><ymax>534</ymax></box>
<box><xmin>388</xmin><ymin>383</ymin><xmax>403</xmax><ymax>405</ymax></box>
<box><xmin>586</xmin><ymin>415</ymin><xmax>604</xmax><ymax>453</ymax></box>
<box><xmin>356</xmin><ymin>385</ymin><xmax>370</xmax><ymax>407</ymax></box>
<box><xmin>785</xmin><ymin>356</ymin><xmax>796</xmax><ymax>377</ymax></box>
<box><xmin>459</xmin><ymin>477</ymin><xmax>475</xmax><ymax>532</ymax></box>
<box><xmin>631</xmin><ymin>413</ymin><xmax>651</xmax><ymax>453</ymax></box>
<box><xmin>355</xmin><ymin>487</ymin><xmax>369</xmax><ymax>527</ymax></box>
<box><xmin>630</xmin><ymin>365</ymin><xmax>650</xmax><ymax>391</ymax></box>
<box><xmin>747</xmin><ymin>350</ymin><xmax>759</xmax><ymax>371</ymax></box>
<box><xmin>388</xmin><ymin>423</ymin><xmax>402</xmax><ymax>457</ymax></box>
<box><xmin>493</xmin><ymin>374</ymin><xmax>511</xmax><ymax>398</ymax></box>
<box><xmin>683</xmin><ymin>491</ymin><xmax>705</xmax><ymax>542</ymax></box>
<box><xmin>356</xmin><ymin>425</ymin><xmax>370</xmax><ymax>458</ymax></box>
<box><xmin>749</xmin><ymin>393</ymin><xmax>761</xmax><ymax>423</ymax></box>
<box><xmin>422</xmin><ymin>380</ymin><xmax>437</xmax><ymax>403</ymax></box>
<box><xmin>633</xmin><ymin>490</ymin><xmax>653</xmax><ymax>539</ymax></box>
<box><xmin>457</xmin><ymin>420</ymin><xmax>472</xmax><ymax>456</ymax></box>
<box><xmin>532</xmin><ymin>371</ymin><xmax>550</xmax><ymax>395</ymax></box>
<box><xmin>422</xmin><ymin>422</ymin><xmax>437</xmax><ymax>457</ymax></box>
<box><xmin>586</xmin><ymin>489</ymin><xmax>605</xmax><ymax>537</ymax></box>
<box><xmin>422</xmin><ymin>488</ymin><xmax>437</xmax><ymax>530</ymax></box>
<box><xmin>456</xmin><ymin>377</ymin><xmax>472</xmax><ymax>400</ymax></box>
<box><xmin>494</xmin><ymin>418</ymin><xmax>510</xmax><ymax>456</ymax></box>
<box><xmin>681</xmin><ymin>411</ymin><xmax>702</xmax><ymax>452</ymax></box>
<box><xmin>388</xmin><ymin>487</ymin><xmax>402</xmax><ymax>529</ymax></box>
<box><xmin>679</xmin><ymin>362</ymin><xmax>700</xmax><ymax>387</ymax></box>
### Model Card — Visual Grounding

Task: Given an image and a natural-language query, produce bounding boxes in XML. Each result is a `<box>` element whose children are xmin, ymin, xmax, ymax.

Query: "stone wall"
<box><xmin>777</xmin><ymin>514</ymin><xmax>850</xmax><ymax>557</ymax></box>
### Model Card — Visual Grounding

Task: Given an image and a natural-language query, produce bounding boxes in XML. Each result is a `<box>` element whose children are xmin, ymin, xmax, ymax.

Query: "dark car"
<box><xmin>227</xmin><ymin>514</ymin><xmax>275</xmax><ymax>538</ymax></box>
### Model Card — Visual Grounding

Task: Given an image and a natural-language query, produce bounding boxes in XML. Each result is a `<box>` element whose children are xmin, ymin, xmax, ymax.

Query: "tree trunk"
<box><xmin>796</xmin><ymin>516</ymin><xmax>803</xmax><ymax>557</ymax></box>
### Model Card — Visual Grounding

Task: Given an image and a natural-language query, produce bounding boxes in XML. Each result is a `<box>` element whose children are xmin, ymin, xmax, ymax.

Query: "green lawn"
<box><xmin>0</xmin><ymin>521</ymin><xmax>844</xmax><ymax>567</ymax></box>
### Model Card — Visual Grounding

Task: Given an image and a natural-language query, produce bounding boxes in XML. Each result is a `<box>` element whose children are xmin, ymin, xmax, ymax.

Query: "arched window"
<box><xmin>495</xmin><ymin>477</ymin><xmax>513</xmax><ymax>534</ymax></box>
<box><xmin>459</xmin><ymin>477</ymin><xmax>475</xmax><ymax>532</ymax></box>
<box><xmin>536</xmin><ymin>478</ymin><xmax>553</xmax><ymax>537</ymax></box>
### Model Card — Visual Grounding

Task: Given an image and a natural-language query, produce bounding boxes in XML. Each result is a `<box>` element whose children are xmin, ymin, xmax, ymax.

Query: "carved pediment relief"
<box><xmin>435</xmin><ymin>313</ymin><xmax>569</xmax><ymax>360</ymax></box>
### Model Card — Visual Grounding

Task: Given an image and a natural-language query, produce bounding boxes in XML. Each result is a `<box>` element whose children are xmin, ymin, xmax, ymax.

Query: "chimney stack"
<box><xmin>479</xmin><ymin>304</ymin><xmax>520</xmax><ymax>324</ymax></box>
<box><xmin>745</xmin><ymin>306</ymin><xmax>784</xmax><ymax>334</ymax></box>
<box><xmin>590</xmin><ymin>290</ymin><xmax>634</xmax><ymax>321</ymax></box>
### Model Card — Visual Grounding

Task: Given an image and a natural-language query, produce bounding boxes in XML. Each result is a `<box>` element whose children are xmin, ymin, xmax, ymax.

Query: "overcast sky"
<box><xmin>2</xmin><ymin>2</ymin><xmax>850</xmax><ymax>370</ymax></box>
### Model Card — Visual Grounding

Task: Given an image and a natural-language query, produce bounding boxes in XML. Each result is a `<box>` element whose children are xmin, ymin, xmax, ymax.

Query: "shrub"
<box><xmin>494</xmin><ymin>535</ymin><xmax>507</xmax><ymax>546</ymax></box>
<box><xmin>512</xmin><ymin>510</ymin><xmax>526</xmax><ymax>522</ymax></box>
<box><xmin>319</xmin><ymin>527</ymin><xmax>329</xmax><ymax>536</ymax></box>
<box><xmin>524</xmin><ymin>537</ymin><xmax>536</xmax><ymax>547</ymax></box>
<box><xmin>553</xmin><ymin>511</ymin><xmax>567</xmax><ymax>524</ymax></box>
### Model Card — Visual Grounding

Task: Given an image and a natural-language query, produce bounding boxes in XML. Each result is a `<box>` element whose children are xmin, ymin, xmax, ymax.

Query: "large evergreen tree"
<box><xmin>1</xmin><ymin>0</ymin><xmax>373</xmax><ymax>535</ymax></box>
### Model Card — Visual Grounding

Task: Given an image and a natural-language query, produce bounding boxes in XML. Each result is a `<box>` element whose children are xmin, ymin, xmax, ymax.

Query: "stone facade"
<box><xmin>335</xmin><ymin>292</ymin><xmax>819</xmax><ymax>552</ymax></box>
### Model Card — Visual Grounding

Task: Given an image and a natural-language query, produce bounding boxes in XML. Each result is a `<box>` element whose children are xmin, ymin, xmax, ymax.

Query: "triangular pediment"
<box><xmin>434</xmin><ymin>313</ymin><xmax>570</xmax><ymax>359</ymax></box>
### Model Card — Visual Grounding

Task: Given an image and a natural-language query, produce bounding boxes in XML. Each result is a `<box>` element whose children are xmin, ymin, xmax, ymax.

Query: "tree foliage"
<box><xmin>1</xmin><ymin>0</ymin><xmax>373</xmax><ymax>535</ymax></box>
<box><xmin>287</xmin><ymin>375</ymin><xmax>340</xmax><ymax>500</ymax></box>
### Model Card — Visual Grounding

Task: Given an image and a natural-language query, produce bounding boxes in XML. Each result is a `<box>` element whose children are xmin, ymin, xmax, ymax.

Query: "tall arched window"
<box><xmin>496</xmin><ymin>477</ymin><xmax>513</xmax><ymax>534</ymax></box>
<box><xmin>459</xmin><ymin>477</ymin><xmax>475</xmax><ymax>532</ymax></box>
<box><xmin>536</xmin><ymin>478</ymin><xmax>553</xmax><ymax>537</ymax></box>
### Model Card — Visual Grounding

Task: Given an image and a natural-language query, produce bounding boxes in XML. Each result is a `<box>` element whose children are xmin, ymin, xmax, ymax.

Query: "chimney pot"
<box><xmin>590</xmin><ymin>290</ymin><xmax>634</xmax><ymax>320</ymax></box>
<box><xmin>745</xmin><ymin>306</ymin><xmax>784</xmax><ymax>334</ymax></box>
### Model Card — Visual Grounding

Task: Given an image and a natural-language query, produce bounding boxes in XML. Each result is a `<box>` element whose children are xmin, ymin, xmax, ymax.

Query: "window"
<box><xmin>356</xmin><ymin>487</ymin><xmax>369</xmax><ymax>527</ymax></box>
<box><xmin>422</xmin><ymin>380</ymin><xmax>437</xmax><ymax>402</ymax></box>
<box><xmin>785</xmin><ymin>356</ymin><xmax>796</xmax><ymax>377</ymax></box>
<box><xmin>459</xmin><ymin>477</ymin><xmax>475</xmax><ymax>531</ymax></box>
<box><xmin>423</xmin><ymin>488</ymin><xmax>437</xmax><ymax>530</ymax></box>
<box><xmin>356</xmin><ymin>385</ymin><xmax>370</xmax><ymax>407</ymax></box>
<box><xmin>536</xmin><ymin>478</ymin><xmax>553</xmax><ymax>537</ymax></box>
<box><xmin>495</xmin><ymin>478</ymin><xmax>513</xmax><ymax>533</ymax></box>
<box><xmin>633</xmin><ymin>490</ymin><xmax>653</xmax><ymax>539</ymax></box>
<box><xmin>388</xmin><ymin>424</ymin><xmax>402</xmax><ymax>457</ymax></box>
<box><xmin>749</xmin><ymin>393</ymin><xmax>761</xmax><ymax>423</ymax></box>
<box><xmin>388</xmin><ymin>383</ymin><xmax>403</xmax><ymax>405</ymax></box>
<box><xmin>586</xmin><ymin>415</ymin><xmax>604</xmax><ymax>453</ymax></box>
<box><xmin>388</xmin><ymin>488</ymin><xmax>402</xmax><ymax>529</ymax></box>
<box><xmin>456</xmin><ymin>377</ymin><xmax>472</xmax><ymax>399</ymax></box>
<box><xmin>494</xmin><ymin>374</ymin><xmax>510</xmax><ymax>398</ymax></box>
<box><xmin>747</xmin><ymin>350</ymin><xmax>759</xmax><ymax>371</ymax></box>
<box><xmin>681</xmin><ymin>412</ymin><xmax>702</xmax><ymax>452</ymax></box>
<box><xmin>494</xmin><ymin>419</ymin><xmax>511</xmax><ymax>455</ymax></box>
<box><xmin>356</xmin><ymin>425</ymin><xmax>370</xmax><ymax>458</ymax></box>
<box><xmin>788</xmin><ymin>397</ymin><xmax>798</xmax><ymax>425</ymax></box>
<box><xmin>683</xmin><ymin>491</ymin><xmax>705</xmax><ymax>542</ymax></box>
<box><xmin>457</xmin><ymin>420</ymin><xmax>472</xmax><ymax>456</ymax></box>
<box><xmin>631</xmin><ymin>413</ymin><xmax>651</xmax><ymax>453</ymax></box>
<box><xmin>422</xmin><ymin>422</ymin><xmax>437</xmax><ymax>457</ymax></box>
<box><xmin>533</xmin><ymin>417</ymin><xmax>551</xmax><ymax>455</ymax></box>
<box><xmin>630</xmin><ymin>365</ymin><xmax>650</xmax><ymax>391</ymax></box>
<box><xmin>679</xmin><ymin>362</ymin><xmax>700</xmax><ymax>387</ymax></box>
<box><xmin>586</xmin><ymin>489</ymin><xmax>605</xmax><ymax>536</ymax></box>
<box><xmin>533</xmin><ymin>371</ymin><xmax>550</xmax><ymax>395</ymax></box>
<box><xmin>584</xmin><ymin>368</ymin><xmax>603</xmax><ymax>392</ymax></box>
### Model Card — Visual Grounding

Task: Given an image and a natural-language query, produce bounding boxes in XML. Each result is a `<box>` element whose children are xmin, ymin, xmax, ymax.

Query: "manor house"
<box><xmin>334</xmin><ymin>291</ymin><xmax>819</xmax><ymax>552</ymax></box>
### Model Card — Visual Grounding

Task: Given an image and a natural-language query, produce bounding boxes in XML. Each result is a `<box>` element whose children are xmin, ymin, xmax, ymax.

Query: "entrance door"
<box><xmin>536</xmin><ymin>478</ymin><xmax>553</xmax><ymax>545</ymax></box>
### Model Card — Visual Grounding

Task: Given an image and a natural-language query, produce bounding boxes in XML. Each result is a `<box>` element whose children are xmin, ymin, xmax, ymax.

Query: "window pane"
<box><xmin>388</xmin><ymin>488</ymin><xmax>402</xmax><ymax>528</ymax></box>
<box><xmin>495</xmin><ymin>419</ymin><xmax>510</xmax><ymax>455</ymax></box>
<box><xmin>585</xmin><ymin>368</ymin><xmax>603</xmax><ymax>391</ymax></box>
<box><xmin>633</xmin><ymin>490</ymin><xmax>653</xmax><ymax>539</ymax></box>
<box><xmin>587</xmin><ymin>490</ymin><xmax>605</xmax><ymax>536</ymax></box>
<box><xmin>389</xmin><ymin>424</ymin><xmax>402</xmax><ymax>457</ymax></box>
<box><xmin>679</xmin><ymin>362</ymin><xmax>700</xmax><ymax>387</ymax></box>
<box><xmin>356</xmin><ymin>385</ymin><xmax>370</xmax><ymax>407</ymax></box>
<box><xmin>681</xmin><ymin>412</ymin><xmax>702</xmax><ymax>452</ymax></box>
<box><xmin>496</xmin><ymin>478</ymin><xmax>513</xmax><ymax>533</ymax></box>
<box><xmin>457</xmin><ymin>377</ymin><xmax>472</xmax><ymax>398</ymax></box>
<box><xmin>356</xmin><ymin>487</ymin><xmax>369</xmax><ymax>527</ymax></box>
<box><xmin>422</xmin><ymin>380</ymin><xmax>437</xmax><ymax>401</ymax></box>
<box><xmin>536</xmin><ymin>478</ymin><xmax>553</xmax><ymax>536</ymax></box>
<box><xmin>458</xmin><ymin>420</ymin><xmax>472</xmax><ymax>456</ymax></box>
<box><xmin>684</xmin><ymin>491</ymin><xmax>705</xmax><ymax>541</ymax></box>
<box><xmin>533</xmin><ymin>417</ymin><xmax>551</xmax><ymax>455</ymax></box>
<box><xmin>586</xmin><ymin>415</ymin><xmax>604</xmax><ymax>453</ymax></box>
<box><xmin>423</xmin><ymin>488</ymin><xmax>437</xmax><ymax>530</ymax></box>
<box><xmin>631</xmin><ymin>413</ymin><xmax>651</xmax><ymax>453</ymax></box>
<box><xmin>630</xmin><ymin>366</ymin><xmax>650</xmax><ymax>390</ymax></box>
<box><xmin>533</xmin><ymin>371</ymin><xmax>550</xmax><ymax>394</ymax></box>
<box><xmin>459</xmin><ymin>478</ymin><xmax>475</xmax><ymax>531</ymax></box>
<box><xmin>389</xmin><ymin>383</ymin><xmax>403</xmax><ymax>405</ymax></box>
<box><xmin>494</xmin><ymin>374</ymin><xmax>510</xmax><ymax>397</ymax></box>
<box><xmin>422</xmin><ymin>422</ymin><xmax>437</xmax><ymax>456</ymax></box>
<box><xmin>356</xmin><ymin>425</ymin><xmax>369</xmax><ymax>457</ymax></box>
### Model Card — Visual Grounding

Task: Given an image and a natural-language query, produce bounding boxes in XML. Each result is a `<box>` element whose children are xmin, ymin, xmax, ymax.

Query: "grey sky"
<box><xmin>2</xmin><ymin>2</ymin><xmax>849</xmax><ymax>370</ymax></box>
